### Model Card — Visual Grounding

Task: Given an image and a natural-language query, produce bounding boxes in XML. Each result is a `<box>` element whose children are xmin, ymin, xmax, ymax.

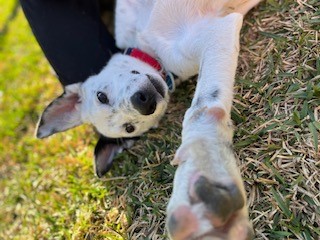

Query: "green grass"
<box><xmin>0</xmin><ymin>0</ymin><xmax>319</xmax><ymax>239</ymax></box>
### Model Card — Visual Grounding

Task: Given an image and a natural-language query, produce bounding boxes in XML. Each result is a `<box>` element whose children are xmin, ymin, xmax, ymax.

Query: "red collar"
<box><xmin>124</xmin><ymin>48</ymin><xmax>163</xmax><ymax>72</ymax></box>
<box><xmin>124</xmin><ymin>48</ymin><xmax>176</xmax><ymax>92</ymax></box>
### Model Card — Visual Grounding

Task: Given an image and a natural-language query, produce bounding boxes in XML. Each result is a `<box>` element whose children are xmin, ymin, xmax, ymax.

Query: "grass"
<box><xmin>0</xmin><ymin>0</ymin><xmax>319</xmax><ymax>239</ymax></box>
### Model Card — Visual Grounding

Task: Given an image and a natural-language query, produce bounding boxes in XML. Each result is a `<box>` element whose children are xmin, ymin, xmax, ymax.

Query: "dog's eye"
<box><xmin>97</xmin><ymin>91</ymin><xmax>109</xmax><ymax>104</ymax></box>
<box><xmin>131</xmin><ymin>70</ymin><xmax>140</xmax><ymax>74</ymax></box>
<box><xmin>124</xmin><ymin>124</ymin><xmax>135</xmax><ymax>133</ymax></box>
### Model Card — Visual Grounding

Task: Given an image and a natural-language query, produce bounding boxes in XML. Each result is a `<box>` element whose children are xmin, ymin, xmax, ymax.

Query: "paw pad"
<box><xmin>192</xmin><ymin>176</ymin><xmax>244</xmax><ymax>227</ymax></box>
<box><xmin>167</xmin><ymin>205</ymin><xmax>198</xmax><ymax>240</ymax></box>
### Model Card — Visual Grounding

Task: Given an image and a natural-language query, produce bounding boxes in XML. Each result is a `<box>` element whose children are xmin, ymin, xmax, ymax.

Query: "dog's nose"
<box><xmin>131</xmin><ymin>91</ymin><xmax>157</xmax><ymax>115</ymax></box>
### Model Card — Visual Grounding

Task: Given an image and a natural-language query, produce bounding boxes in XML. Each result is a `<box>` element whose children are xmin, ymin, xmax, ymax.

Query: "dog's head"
<box><xmin>36</xmin><ymin>53</ymin><xmax>170</xmax><ymax>177</ymax></box>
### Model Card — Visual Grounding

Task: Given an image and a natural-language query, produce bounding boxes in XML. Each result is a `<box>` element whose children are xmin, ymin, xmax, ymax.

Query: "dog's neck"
<box><xmin>124</xmin><ymin>48</ymin><xmax>176</xmax><ymax>92</ymax></box>
<box><xmin>124</xmin><ymin>48</ymin><xmax>163</xmax><ymax>72</ymax></box>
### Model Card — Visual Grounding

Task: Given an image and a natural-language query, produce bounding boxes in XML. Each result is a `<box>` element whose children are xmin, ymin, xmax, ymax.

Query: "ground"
<box><xmin>0</xmin><ymin>0</ymin><xmax>319</xmax><ymax>239</ymax></box>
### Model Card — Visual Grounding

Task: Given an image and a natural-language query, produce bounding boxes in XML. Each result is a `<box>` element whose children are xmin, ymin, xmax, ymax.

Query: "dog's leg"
<box><xmin>167</xmin><ymin>13</ymin><xmax>253</xmax><ymax>240</ymax></box>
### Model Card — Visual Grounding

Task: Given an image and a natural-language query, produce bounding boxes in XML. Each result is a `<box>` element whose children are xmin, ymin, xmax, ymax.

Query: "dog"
<box><xmin>36</xmin><ymin>0</ymin><xmax>260</xmax><ymax>238</ymax></box>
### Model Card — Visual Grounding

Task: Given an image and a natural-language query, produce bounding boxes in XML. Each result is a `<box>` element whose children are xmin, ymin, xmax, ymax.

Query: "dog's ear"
<box><xmin>36</xmin><ymin>83</ymin><xmax>83</xmax><ymax>138</ymax></box>
<box><xmin>94</xmin><ymin>136</ymin><xmax>136</xmax><ymax>178</ymax></box>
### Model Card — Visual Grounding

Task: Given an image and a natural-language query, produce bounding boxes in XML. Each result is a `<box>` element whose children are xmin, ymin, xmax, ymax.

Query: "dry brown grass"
<box><xmin>235</xmin><ymin>1</ymin><xmax>320</xmax><ymax>238</ymax></box>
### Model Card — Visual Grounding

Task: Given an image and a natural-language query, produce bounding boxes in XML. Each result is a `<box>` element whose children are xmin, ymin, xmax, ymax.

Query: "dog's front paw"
<box><xmin>166</xmin><ymin>139</ymin><xmax>253</xmax><ymax>240</ymax></box>
<box><xmin>167</xmin><ymin>175</ymin><xmax>253</xmax><ymax>240</ymax></box>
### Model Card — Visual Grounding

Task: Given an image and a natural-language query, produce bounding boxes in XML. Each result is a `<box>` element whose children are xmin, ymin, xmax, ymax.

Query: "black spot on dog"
<box><xmin>131</xmin><ymin>70</ymin><xmax>140</xmax><ymax>74</ymax></box>
<box><xmin>211</xmin><ymin>89</ymin><xmax>219</xmax><ymax>99</ymax></box>
<box><xmin>194</xmin><ymin>97</ymin><xmax>202</xmax><ymax>107</ymax></box>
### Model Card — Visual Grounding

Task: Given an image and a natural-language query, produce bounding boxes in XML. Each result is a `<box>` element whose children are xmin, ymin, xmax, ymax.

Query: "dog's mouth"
<box><xmin>147</xmin><ymin>74</ymin><xmax>166</xmax><ymax>98</ymax></box>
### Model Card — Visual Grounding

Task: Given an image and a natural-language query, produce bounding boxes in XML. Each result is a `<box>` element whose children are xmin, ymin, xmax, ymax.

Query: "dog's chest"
<box><xmin>115</xmin><ymin>0</ymin><xmax>213</xmax><ymax>80</ymax></box>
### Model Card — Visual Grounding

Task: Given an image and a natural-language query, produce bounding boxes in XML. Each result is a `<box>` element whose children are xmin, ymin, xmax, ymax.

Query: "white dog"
<box><xmin>36</xmin><ymin>0</ymin><xmax>260</xmax><ymax>238</ymax></box>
